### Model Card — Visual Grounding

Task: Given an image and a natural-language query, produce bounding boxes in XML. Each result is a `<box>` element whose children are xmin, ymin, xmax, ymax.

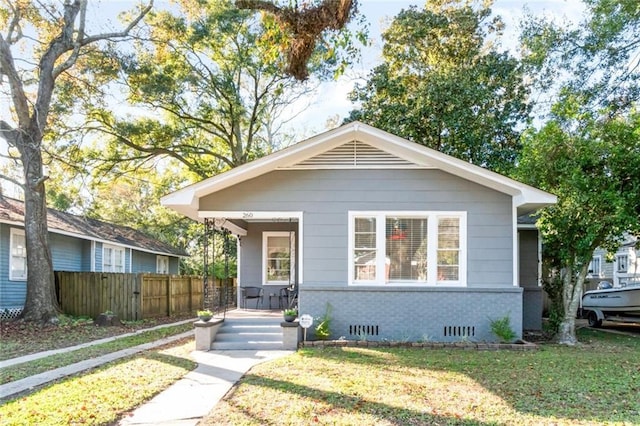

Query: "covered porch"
<box><xmin>201</xmin><ymin>211</ymin><xmax>302</xmax><ymax>314</ymax></box>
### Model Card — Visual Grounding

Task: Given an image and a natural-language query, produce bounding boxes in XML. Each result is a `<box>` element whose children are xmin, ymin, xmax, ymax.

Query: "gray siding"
<box><xmin>201</xmin><ymin>169</ymin><xmax>513</xmax><ymax>288</ymax></box>
<box><xmin>240</xmin><ymin>222</ymin><xmax>298</xmax><ymax>286</ymax></box>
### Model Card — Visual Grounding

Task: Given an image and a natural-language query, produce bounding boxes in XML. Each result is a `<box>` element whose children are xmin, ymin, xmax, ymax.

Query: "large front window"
<box><xmin>350</xmin><ymin>212</ymin><xmax>466</xmax><ymax>286</ymax></box>
<box><xmin>263</xmin><ymin>232</ymin><xmax>295</xmax><ymax>285</ymax></box>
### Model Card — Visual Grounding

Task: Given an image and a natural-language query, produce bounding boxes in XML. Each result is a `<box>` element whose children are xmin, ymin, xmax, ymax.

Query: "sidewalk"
<box><xmin>118</xmin><ymin>349</ymin><xmax>293</xmax><ymax>426</ymax></box>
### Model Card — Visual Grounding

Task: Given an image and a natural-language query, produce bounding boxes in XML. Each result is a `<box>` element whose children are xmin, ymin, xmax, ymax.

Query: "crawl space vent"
<box><xmin>349</xmin><ymin>324</ymin><xmax>380</xmax><ymax>337</ymax></box>
<box><xmin>443</xmin><ymin>325</ymin><xmax>476</xmax><ymax>338</ymax></box>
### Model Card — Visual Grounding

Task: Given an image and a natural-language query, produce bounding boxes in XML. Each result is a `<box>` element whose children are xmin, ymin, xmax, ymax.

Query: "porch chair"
<box><xmin>241</xmin><ymin>286</ymin><xmax>264</xmax><ymax>309</ymax></box>
<box><xmin>279</xmin><ymin>286</ymin><xmax>298</xmax><ymax>309</ymax></box>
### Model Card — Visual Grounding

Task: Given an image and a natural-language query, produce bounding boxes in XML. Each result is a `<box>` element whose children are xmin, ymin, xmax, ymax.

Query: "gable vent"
<box><xmin>289</xmin><ymin>140</ymin><xmax>418</xmax><ymax>169</ymax></box>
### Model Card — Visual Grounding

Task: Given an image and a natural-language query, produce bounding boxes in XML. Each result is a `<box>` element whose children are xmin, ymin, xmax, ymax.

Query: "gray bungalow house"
<box><xmin>0</xmin><ymin>195</ymin><xmax>186</xmax><ymax>317</ymax></box>
<box><xmin>162</xmin><ymin>122</ymin><xmax>556</xmax><ymax>342</ymax></box>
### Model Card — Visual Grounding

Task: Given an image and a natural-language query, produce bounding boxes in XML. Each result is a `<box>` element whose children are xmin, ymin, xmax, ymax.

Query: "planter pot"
<box><xmin>284</xmin><ymin>315</ymin><xmax>297</xmax><ymax>323</ymax></box>
<box><xmin>199</xmin><ymin>315</ymin><xmax>212</xmax><ymax>322</ymax></box>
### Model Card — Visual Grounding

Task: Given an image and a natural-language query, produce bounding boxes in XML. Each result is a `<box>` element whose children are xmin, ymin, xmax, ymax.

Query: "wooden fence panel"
<box><xmin>56</xmin><ymin>272</ymin><xmax>204</xmax><ymax>321</ymax></box>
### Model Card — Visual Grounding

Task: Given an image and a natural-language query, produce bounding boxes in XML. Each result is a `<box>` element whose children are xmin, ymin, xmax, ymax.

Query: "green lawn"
<box><xmin>203</xmin><ymin>329</ymin><xmax>639</xmax><ymax>425</ymax></box>
<box><xmin>1</xmin><ymin>327</ymin><xmax>637</xmax><ymax>425</ymax></box>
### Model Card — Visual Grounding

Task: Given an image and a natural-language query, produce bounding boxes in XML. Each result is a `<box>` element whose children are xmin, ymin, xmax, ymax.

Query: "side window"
<box><xmin>588</xmin><ymin>256</ymin><xmax>601</xmax><ymax>277</ymax></box>
<box><xmin>103</xmin><ymin>245</ymin><xmax>125</xmax><ymax>272</ymax></box>
<box><xmin>157</xmin><ymin>256</ymin><xmax>169</xmax><ymax>274</ymax></box>
<box><xmin>10</xmin><ymin>228</ymin><xmax>27</xmax><ymax>281</ymax></box>
<box><xmin>616</xmin><ymin>254</ymin><xmax>628</xmax><ymax>273</ymax></box>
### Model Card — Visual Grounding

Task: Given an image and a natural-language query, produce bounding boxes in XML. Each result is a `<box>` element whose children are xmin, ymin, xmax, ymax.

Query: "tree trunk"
<box><xmin>19</xmin><ymin>135</ymin><xmax>60</xmax><ymax>323</ymax></box>
<box><xmin>556</xmin><ymin>262</ymin><xmax>588</xmax><ymax>345</ymax></box>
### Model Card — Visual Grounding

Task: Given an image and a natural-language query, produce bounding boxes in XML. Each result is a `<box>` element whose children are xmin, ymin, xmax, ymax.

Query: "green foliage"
<box><xmin>542</xmin><ymin>273</ymin><xmax>564</xmax><ymax>335</ymax></box>
<box><xmin>489</xmin><ymin>314</ymin><xmax>517</xmax><ymax>343</ymax></box>
<box><xmin>283</xmin><ymin>308</ymin><xmax>298</xmax><ymax>317</ymax></box>
<box><xmin>314</xmin><ymin>303</ymin><xmax>333</xmax><ymax>340</ymax></box>
<box><xmin>348</xmin><ymin>0</ymin><xmax>530</xmax><ymax>174</ymax></box>
<box><xmin>516</xmin><ymin>110</ymin><xmax>640</xmax><ymax>343</ymax></box>
<box><xmin>520</xmin><ymin>0</ymin><xmax>640</xmax><ymax>115</ymax></box>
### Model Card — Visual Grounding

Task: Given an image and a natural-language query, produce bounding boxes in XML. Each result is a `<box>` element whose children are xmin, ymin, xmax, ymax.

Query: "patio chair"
<box><xmin>280</xmin><ymin>286</ymin><xmax>298</xmax><ymax>309</ymax></box>
<box><xmin>241</xmin><ymin>286</ymin><xmax>264</xmax><ymax>309</ymax></box>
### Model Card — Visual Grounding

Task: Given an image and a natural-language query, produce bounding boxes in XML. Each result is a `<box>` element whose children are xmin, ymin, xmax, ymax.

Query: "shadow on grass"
<box><xmin>235</xmin><ymin>374</ymin><xmax>491</xmax><ymax>425</ymax></box>
<box><xmin>294</xmin><ymin>330</ymin><xmax>640</xmax><ymax>425</ymax></box>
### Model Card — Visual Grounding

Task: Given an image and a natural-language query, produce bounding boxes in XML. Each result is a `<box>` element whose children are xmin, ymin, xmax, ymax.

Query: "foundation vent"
<box><xmin>443</xmin><ymin>325</ymin><xmax>476</xmax><ymax>338</ymax></box>
<box><xmin>349</xmin><ymin>324</ymin><xmax>380</xmax><ymax>337</ymax></box>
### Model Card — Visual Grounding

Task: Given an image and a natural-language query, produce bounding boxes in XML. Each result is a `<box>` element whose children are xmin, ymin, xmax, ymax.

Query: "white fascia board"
<box><xmin>161</xmin><ymin>121</ymin><xmax>557</xmax><ymax>214</ymax></box>
<box><xmin>354</xmin><ymin>123</ymin><xmax>558</xmax><ymax>206</ymax></box>
<box><xmin>199</xmin><ymin>211</ymin><xmax>301</xmax><ymax>220</ymax></box>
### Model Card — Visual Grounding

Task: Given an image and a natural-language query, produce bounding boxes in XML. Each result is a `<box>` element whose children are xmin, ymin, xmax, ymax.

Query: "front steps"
<box><xmin>210</xmin><ymin>314</ymin><xmax>284</xmax><ymax>350</ymax></box>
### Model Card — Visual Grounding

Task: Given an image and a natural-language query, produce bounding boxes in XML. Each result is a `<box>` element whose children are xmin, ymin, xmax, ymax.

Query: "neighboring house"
<box><xmin>0</xmin><ymin>195</ymin><xmax>187</xmax><ymax>314</ymax></box>
<box><xmin>587</xmin><ymin>234</ymin><xmax>640</xmax><ymax>288</ymax></box>
<box><xmin>162</xmin><ymin>122</ymin><xmax>556</xmax><ymax>342</ymax></box>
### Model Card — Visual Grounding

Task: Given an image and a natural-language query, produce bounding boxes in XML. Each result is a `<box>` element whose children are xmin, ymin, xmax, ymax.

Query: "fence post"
<box><xmin>168</xmin><ymin>275</ymin><xmax>174</xmax><ymax>317</ymax></box>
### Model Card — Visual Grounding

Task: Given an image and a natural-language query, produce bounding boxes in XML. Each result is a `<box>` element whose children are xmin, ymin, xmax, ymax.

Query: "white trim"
<box><xmin>103</xmin><ymin>244</ymin><xmax>126</xmax><ymax>273</ymax></box>
<box><xmin>513</xmin><ymin>205</ymin><xmax>519</xmax><ymax>287</ymax></box>
<box><xmin>156</xmin><ymin>255</ymin><xmax>170</xmax><ymax>274</ymax></box>
<box><xmin>9</xmin><ymin>228</ymin><xmax>27</xmax><ymax>281</ymax></box>
<box><xmin>201</xmin><ymin>211</ymin><xmax>304</xmax><ymax>284</ymax></box>
<box><xmin>91</xmin><ymin>240</ymin><xmax>96</xmax><ymax>272</ymax></box>
<box><xmin>162</xmin><ymin>122</ymin><xmax>557</xmax><ymax>221</ymax></box>
<box><xmin>587</xmin><ymin>255</ymin><xmax>602</xmax><ymax>278</ymax></box>
<box><xmin>348</xmin><ymin>211</ymin><xmax>467</xmax><ymax>287</ymax></box>
<box><xmin>236</xmin><ymin>234</ymin><xmax>242</xmax><ymax>308</ymax></box>
<box><xmin>262</xmin><ymin>231</ymin><xmax>295</xmax><ymax>286</ymax></box>
<box><xmin>537</xmin><ymin>229</ymin><xmax>543</xmax><ymax>287</ymax></box>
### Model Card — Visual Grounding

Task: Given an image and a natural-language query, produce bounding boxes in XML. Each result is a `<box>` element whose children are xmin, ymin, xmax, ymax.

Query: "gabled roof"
<box><xmin>0</xmin><ymin>195</ymin><xmax>187</xmax><ymax>257</ymax></box>
<box><xmin>162</xmin><ymin>121</ymin><xmax>556</xmax><ymax>220</ymax></box>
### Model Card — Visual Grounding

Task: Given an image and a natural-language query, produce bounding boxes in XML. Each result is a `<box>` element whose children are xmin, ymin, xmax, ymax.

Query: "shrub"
<box><xmin>489</xmin><ymin>314</ymin><xmax>517</xmax><ymax>343</ymax></box>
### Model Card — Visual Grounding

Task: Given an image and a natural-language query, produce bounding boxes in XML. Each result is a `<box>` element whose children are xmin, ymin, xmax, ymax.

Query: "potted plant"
<box><xmin>283</xmin><ymin>308</ymin><xmax>298</xmax><ymax>322</ymax></box>
<box><xmin>197</xmin><ymin>309</ymin><xmax>213</xmax><ymax>322</ymax></box>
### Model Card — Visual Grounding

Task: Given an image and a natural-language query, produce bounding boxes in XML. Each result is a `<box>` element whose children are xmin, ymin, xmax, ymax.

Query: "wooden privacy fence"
<box><xmin>56</xmin><ymin>272</ymin><xmax>234</xmax><ymax>321</ymax></box>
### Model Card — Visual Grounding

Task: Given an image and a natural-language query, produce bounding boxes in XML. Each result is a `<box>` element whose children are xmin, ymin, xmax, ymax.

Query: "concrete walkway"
<box><xmin>0</xmin><ymin>310</ymin><xmax>294</xmax><ymax>425</ymax></box>
<box><xmin>118</xmin><ymin>349</ymin><xmax>292</xmax><ymax>426</ymax></box>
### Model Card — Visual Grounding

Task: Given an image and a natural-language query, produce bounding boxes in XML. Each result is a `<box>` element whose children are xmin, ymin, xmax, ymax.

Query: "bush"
<box><xmin>489</xmin><ymin>314</ymin><xmax>517</xmax><ymax>343</ymax></box>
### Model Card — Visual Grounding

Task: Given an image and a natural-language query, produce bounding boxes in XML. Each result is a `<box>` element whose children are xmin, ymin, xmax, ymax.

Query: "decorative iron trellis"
<box><xmin>203</xmin><ymin>218</ymin><xmax>236</xmax><ymax>317</ymax></box>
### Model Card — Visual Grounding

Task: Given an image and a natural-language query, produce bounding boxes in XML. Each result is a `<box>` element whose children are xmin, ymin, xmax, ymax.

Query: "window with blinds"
<box><xmin>349</xmin><ymin>212</ymin><xmax>466</xmax><ymax>286</ymax></box>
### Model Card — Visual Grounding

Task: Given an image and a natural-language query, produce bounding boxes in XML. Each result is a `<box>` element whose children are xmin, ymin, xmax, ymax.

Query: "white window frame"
<box><xmin>103</xmin><ymin>244</ymin><xmax>125</xmax><ymax>273</ymax></box>
<box><xmin>157</xmin><ymin>256</ymin><xmax>170</xmax><ymax>274</ymax></box>
<box><xmin>262</xmin><ymin>231</ymin><xmax>295</xmax><ymax>286</ymax></box>
<box><xmin>10</xmin><ymin>228</ymin><xmax>27</xmax><ymax>281</ymax></box>
<box><xmin>588</xmin><ymin>255</ymin><xmax>602</xmax><ymax>277</ymax></box>
<box><xmin>348</xmin><ymin>211</ymin><xmax>467</xmax><ymax>286</ymax></box>
<box><xmin>616</xmin><ymin>254</ymin><xmax>628</xmax><ymax>273</ymax></box>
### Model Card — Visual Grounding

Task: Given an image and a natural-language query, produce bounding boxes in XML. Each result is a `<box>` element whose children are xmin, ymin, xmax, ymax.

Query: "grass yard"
<box><xmin>0</xmin><ymin>337</ymin><xmax>196</xmax><ymax>426</ymax></box>
<box><xmin>0</xmin><ymin>313</ymin><xmax>195</xmax><ymax>361</ymax></box>
<box><xmin>203</xmin><ymin>329</ymin><xmax>639</xmax><ymax>426</ymax></box>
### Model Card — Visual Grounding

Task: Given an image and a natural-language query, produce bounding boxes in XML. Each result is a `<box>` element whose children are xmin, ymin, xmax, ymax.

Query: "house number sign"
<box><xmin>299</xmin><ymin>314</ymin><xmax>313</xmax><ymax>329</ymax></box>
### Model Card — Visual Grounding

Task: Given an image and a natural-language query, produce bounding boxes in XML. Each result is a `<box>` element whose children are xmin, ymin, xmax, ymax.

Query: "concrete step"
<box><xmin>211</xmin><ymin>317</ymin><xmax>284</xmax><ymax>350</ymax></box>
<box><xmin>215</xmin><ymin>331</ymin><xmax>282</xmax><ymax>342</ymax></box>
<box><xmin>211</xmin><ymin>341</ymin><xmax>285</xmax><ymax>350</ymax></box>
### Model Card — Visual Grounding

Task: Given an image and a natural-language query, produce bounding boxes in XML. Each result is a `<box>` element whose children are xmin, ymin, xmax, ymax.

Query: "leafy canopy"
<box><xmin>348</xmin><ymin>0</ymin><xmax>530</xmax><ymax>174</ymax></box>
